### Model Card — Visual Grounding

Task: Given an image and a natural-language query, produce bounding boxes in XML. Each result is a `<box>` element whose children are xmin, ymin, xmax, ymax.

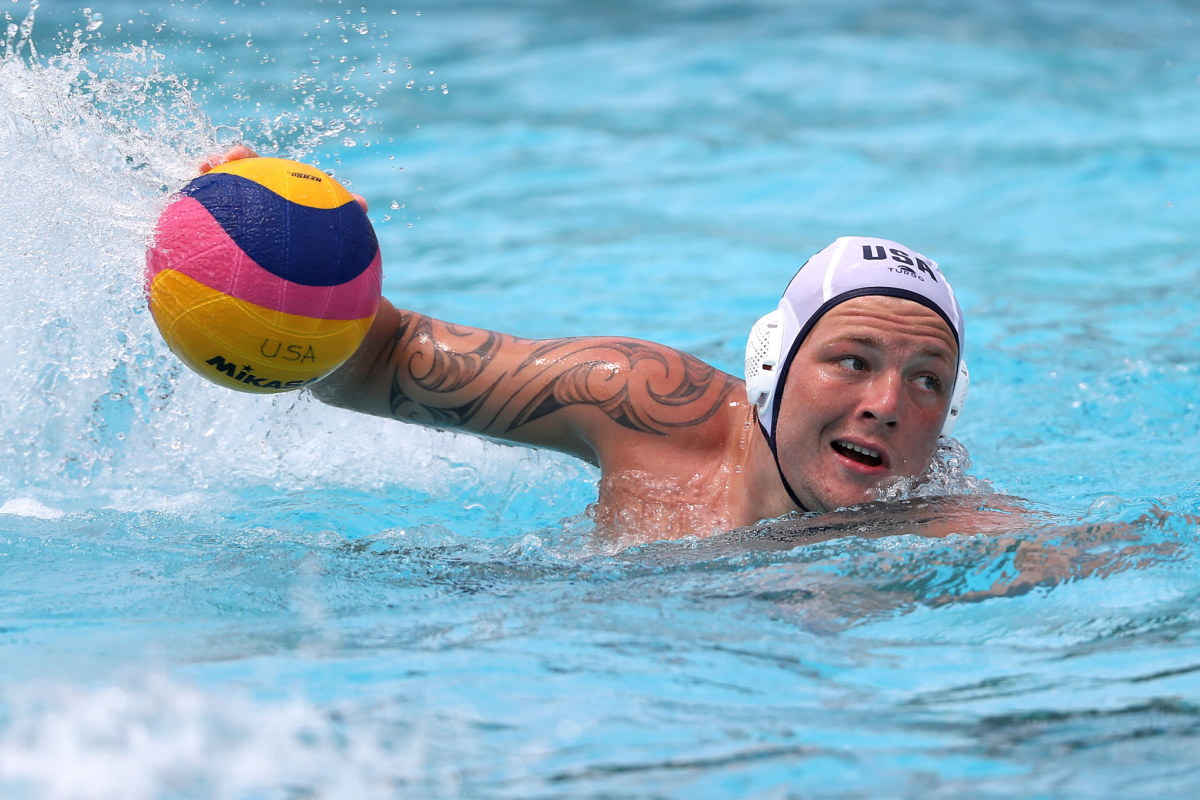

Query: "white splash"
<box><xmin>0</xmin><ymin>675</ymin><xmax>456</xmax><ymax>800</ymax></box>
<box><xmin>0</xmin><ymin>15</ymin><xmax>589</xmax><ymax>513</ymax></box>
<box><xmin>874</xmin><ymin>436</ymin><xmax>994</xmax><ymax>502</ymax></box>
<box><xmin>0</xmin><ymin>497</ymin><xmax>64</xmax><ymax>519</ymax></box>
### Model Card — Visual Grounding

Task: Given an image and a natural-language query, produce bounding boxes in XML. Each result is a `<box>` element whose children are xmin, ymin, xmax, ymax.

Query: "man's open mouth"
<box><xmin>831</xmin><ymin>440</ymin><xmax>883</xmax><ymax>467</ymax></box>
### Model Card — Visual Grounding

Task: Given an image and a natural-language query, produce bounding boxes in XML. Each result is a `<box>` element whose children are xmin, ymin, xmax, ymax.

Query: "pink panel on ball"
<box><xmin>146</xmin><ymin>196</ymin><xmax>382</xmax><ymax>321</ymax></box>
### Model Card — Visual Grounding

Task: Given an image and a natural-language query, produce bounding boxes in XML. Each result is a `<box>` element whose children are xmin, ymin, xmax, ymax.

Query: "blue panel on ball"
<box><xmin>180</xmin><ymin>173</ymin><xmax>378</xmax><ymax>287</ymax></box>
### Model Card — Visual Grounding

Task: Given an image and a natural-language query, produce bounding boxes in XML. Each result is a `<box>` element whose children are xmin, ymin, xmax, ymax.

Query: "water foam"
<box><xmin>0</xmin><ymin>675</ymin><xmax>457</xmax><ymax>800</ymax></box>
<box><xmin>873</xmin><ymin>436</ymin><xmax>995</xmax><ymax>503</ymax></box>
<box><xmin>0</xmin><ymin>13</ymin><xmax>590</xmax><ymax>517</ymax></box>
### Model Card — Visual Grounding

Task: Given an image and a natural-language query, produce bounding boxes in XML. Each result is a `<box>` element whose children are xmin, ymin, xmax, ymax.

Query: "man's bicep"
<box><xmin>483</xmin><ymin>336</ymin><xmax>743</xmax><ymax>466</ymax></box>
<box><xmin>498</xmin><ymin>337</ymin><xmax>740</xmax><ymax>437</ymax></box>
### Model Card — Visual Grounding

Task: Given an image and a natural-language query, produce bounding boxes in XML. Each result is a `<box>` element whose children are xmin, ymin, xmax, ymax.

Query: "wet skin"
<box><xmin>197</xmin><ymin>146</ymin><xmax>965</xmax><ymax>538</ymax></box>
<box><xmin>770</xmin><ymin>295</ymin><xmax>959</xmax><ymax>513</ymax></box>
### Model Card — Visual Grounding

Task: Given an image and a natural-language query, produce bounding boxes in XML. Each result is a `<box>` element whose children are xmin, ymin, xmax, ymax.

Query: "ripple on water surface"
<box><xmin>3</xmin><ymin>0</ymin><xmax>1200</xmax><ymax>797</ymax></box>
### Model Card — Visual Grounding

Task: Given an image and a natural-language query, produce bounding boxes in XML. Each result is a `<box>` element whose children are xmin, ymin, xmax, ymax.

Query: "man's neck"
<box><xmin>729</xmin><ymin>406</ymin><xmax>810</xmax><ymax>526</ymax></box>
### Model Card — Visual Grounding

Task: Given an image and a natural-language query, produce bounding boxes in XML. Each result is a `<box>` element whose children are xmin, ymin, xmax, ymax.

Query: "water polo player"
<box><xmin>199</xmin><ymin>150</ymin><xmax>970</xmax><ymax>538</ymax></box>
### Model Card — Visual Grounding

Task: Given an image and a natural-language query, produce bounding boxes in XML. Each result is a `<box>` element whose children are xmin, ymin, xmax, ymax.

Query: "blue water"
<box><xmin>2</xmin><ymin>0</ymin><xmax>1200</xmax><ymax>796</ymax></box>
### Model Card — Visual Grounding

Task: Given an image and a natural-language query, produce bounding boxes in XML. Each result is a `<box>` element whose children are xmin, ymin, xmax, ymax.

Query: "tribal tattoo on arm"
<box><xmin>384</xmin><ymin>310</ymin><xmax>739</xmax><ymax>450</ymax></box>
<box><xmin>387</xmin><ymin>314</ymin><xmax>507</xmax><ymax>429</ymax></box>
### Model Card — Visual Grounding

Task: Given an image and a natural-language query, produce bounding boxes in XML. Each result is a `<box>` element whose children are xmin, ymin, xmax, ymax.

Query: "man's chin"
<box><xmin>792</xmin><ymin>457</ymin><xmax>895</xmax><ymax>511</ymax></box>
<box><xmin>808</xmin><ymin>478</ymin><xmax>888</xmax><ymax>512</ymax></box>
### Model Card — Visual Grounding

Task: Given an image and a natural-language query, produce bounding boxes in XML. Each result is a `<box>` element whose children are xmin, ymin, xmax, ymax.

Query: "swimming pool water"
<box><xmin>2</xmin><ymin>0</ymin><xmax>1200</xmax><ymax>797</ymax></box>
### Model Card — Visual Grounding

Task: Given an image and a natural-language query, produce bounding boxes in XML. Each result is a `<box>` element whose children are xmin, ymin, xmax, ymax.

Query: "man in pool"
<box><xmin>204</xmin><ymin>149</ymin><xmax>970</xmax><ymax>539</ymax></box>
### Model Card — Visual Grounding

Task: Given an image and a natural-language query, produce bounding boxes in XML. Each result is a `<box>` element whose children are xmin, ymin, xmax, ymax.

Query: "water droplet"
<box><xmin>406</xmin><ymin>63</ymin><xmax>412</xmax><ymax>69</ymax></box>
<box><xmin>405</xmin><ymin>80</ymin><xmax>414</xmax><ymax>88</ymax></box>
<box><xmin>442</xmin><ymin>88</ymin><xmax>448</xmax><ymax>94</ymax></box>
<box><xmin>383</xmin><ymin>215</ymin><xmax>391</xmax><ymax>221</ymax></box>
<box><xmin>343</xmin><ymin>137</ymin><xmax>356</xmax><ymax>146</ymax></box>
<box><xmin>310</xmin><ymin>55</ymin><xmax>319</xmax><ymax>64</ymax></box>
<box><xmin>86</xmin><ymin>11</ymin><xmax>103</xmax><ymax>30</ymax></box>
<box><xmin>407</xmin><ymin>222</ymin><xmax>413</xmax><ymax>227</ymax></box>
<box><xmin>390</xmin><ymin>201</ymin><xmax>399</xmax><ymax>209</ymax></box>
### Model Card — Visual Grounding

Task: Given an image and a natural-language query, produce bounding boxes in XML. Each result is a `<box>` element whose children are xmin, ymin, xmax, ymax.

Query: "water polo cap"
<box><xmin>744</xmin><ymin>236</ymin><xmax>969</xmax><ymax>509</ymax></box>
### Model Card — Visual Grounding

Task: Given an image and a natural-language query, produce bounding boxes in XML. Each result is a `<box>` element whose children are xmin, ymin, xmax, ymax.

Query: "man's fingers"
<box><xmin>353</xmin><ymin>193</ymin><xmax>369</xmax><ymax>213</ymax></box>
<box><xmin>196</xmin><ymin>144</ymin><xmax>260</xmax><ymax>175</ymax></box>
<box><xmin>224</xmin><ymin>144</ymin><xmax>259</xmax><ymax>162</ymax></box>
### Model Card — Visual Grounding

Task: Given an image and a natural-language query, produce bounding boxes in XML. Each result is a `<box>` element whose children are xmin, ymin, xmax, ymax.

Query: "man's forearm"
<box><xmin>309</xmin><ymin>298</ymin><xmax>404</xmax><ymax>417</ymax></box>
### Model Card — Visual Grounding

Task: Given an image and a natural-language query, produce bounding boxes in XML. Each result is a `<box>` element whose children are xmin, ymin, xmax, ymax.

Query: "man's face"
<box><xmin>773</xmin><ymin>295</ymin><xmax>958</xmax><ymax>511</ymax></box>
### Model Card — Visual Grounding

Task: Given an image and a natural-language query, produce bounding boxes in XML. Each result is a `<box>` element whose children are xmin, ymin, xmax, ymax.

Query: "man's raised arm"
<box><xmin>312</xmin><ymin>298</ymin><xmax>742</xmax><ymax>465</ymax></box>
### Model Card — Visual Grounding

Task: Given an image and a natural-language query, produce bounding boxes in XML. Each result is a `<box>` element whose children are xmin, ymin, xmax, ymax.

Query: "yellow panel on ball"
<box><xmin>148</xmin><ymin>269</ymin><xmax>374</xmax><ymax>394</ymax></box>
<box><xmin>206</xmin><ymin>157</ymin><xmax>356</xmax><ymax>210</ymax></box>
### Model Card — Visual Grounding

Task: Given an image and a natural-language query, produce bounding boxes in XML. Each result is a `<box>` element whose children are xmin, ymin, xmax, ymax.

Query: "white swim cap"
<box><xmin>744</xmin><ymin>236</ymin><xmax>969</xmax><ymax>509</ymax></box>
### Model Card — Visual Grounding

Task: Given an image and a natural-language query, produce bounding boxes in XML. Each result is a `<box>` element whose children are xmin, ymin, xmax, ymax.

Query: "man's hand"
<box><xmin>196</xmin><ymin>145</ymin><xmax>369</xmax><ymax>212</ymax></box>
<box><xmin>197</xmin><ymin>144</ymin><xmax>259</xmax><ymax>174</ymax></box>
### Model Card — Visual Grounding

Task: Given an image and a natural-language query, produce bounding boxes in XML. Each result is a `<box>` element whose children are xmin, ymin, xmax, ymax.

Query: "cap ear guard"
<box><xmin>745</xmin><ymin>310</ymin><xmax>784</xmax><ymax>412</ymax></box>
<box><xmin>940</xmin><ymin>360</ymin><xmax>969</xmax><ymax>437</ymax></box>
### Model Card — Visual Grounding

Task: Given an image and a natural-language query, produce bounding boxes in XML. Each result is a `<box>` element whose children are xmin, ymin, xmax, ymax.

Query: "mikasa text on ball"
<box><xmin>146</xmin><ymin>157</ymin><xmax>382</xmax><ymax>393</ymax></box>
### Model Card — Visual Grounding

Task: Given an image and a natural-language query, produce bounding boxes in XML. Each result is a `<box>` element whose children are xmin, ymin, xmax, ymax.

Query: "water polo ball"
<box><xmin>145</xmin><ymin>157</ymin><xmax>382</xmax><ymax>393</ymax></box>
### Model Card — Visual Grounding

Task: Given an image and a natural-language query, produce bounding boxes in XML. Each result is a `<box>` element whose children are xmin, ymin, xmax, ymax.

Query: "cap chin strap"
<box><xmin>744</xmin><ymin>309</ymin><xmax>969</xmax><ymax>515</ymax></box>
<box><xmin>757</xmin><ymin>415</ymin><xmax>810</xmax><ymax>513</ymax></box>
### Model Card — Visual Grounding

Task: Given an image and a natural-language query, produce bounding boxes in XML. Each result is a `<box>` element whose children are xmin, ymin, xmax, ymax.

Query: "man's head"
<box><xmin>745</xmin><ymin>236</ymin><xmax>968</xmax><ymax>511</ymax></box>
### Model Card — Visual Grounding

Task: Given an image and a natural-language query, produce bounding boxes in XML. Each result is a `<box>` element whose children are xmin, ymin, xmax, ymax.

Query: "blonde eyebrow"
<box><xmin>828</xmin><ymin>333</ymin><xmax>888</xmax><ymax>350</ymax></box>
<box><xmin>828</xmin><ymin>334</ymin><xmax>956</xmax><ymax>366</ymax></box>
<box><xmin>913</xmin><ymin>342</ymin><xmax>958</xmax><ymax>364</ymax></box>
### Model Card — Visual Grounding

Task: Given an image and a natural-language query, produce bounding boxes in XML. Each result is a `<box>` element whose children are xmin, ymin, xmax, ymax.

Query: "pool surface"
<box><xmin>2</xmin><ymin>0</ymin><xmax>1200</xmax><ymax>797</ymax></box>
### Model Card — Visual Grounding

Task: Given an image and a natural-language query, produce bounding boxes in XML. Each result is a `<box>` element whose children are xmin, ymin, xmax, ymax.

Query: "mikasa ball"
<box><xmin>145</xmin><ymin>157</ymin><xmax>382</xmax><ymax>393</ymax></box>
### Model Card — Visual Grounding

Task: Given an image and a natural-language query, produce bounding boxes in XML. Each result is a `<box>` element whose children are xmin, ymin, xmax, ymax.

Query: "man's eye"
<box><xmin>838</xmin><ymin>356</ymin><xmax>865</xmax><ymax>371</ymax></box>
<box><xmin>916</xmin><ymin>375</ymin><xmax>941</xmax><ymax>391</ymax></box>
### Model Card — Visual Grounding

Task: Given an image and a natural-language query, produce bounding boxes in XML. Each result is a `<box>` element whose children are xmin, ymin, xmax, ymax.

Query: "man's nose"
<box><xmin>860</xmin><ymin>372</ymin><xmax>901</xmax><ymax>426</ymax></box>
